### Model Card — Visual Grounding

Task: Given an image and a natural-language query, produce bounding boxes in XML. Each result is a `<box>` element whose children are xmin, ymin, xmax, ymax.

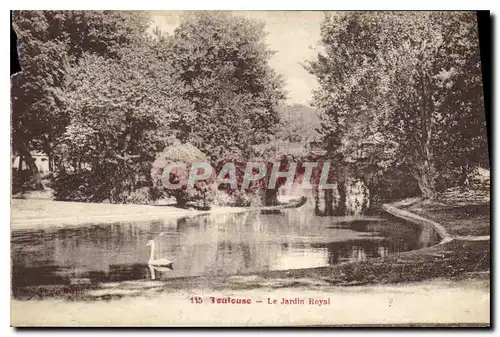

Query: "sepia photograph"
<box><xmin>9</xmin><ymin>10</ymin><xmax>490</xmax><ymax>327</ymax></box>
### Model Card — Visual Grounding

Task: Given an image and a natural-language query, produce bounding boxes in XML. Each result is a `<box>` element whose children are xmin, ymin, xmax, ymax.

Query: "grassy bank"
<box><xmin>11</xmin><ymin>199</ymin><xmax>247</xmax><ymax>229</ymax></box>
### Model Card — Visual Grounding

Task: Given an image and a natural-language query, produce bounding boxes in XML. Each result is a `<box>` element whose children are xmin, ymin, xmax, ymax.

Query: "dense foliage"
<box><xmin>168</xmin><ymin>12</ymin><xmax>285</xmax><ymax>161</ymax></box>
<box><xmin>151</xmin><ymin>142</ymin><xmax>214</xmax><ymax>208</ymax></box>
<box><xmin>12</xmin><ymin>11</ymin><xmax>487</xmax><ymax>207</ymax></box>
<box><xmin>12</xmin><ymin>11</ymin><xmax>286</xmax><ymax>205</ymax></box>
<box><xmin>276</xmin><ymin>104</ymin><xmax>321</xmax><ymax>144</ymax></box>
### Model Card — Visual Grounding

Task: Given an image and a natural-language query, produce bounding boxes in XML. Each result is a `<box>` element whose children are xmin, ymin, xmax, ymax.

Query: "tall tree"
<box><xmin>305</xmin><ymin>12</ymin><xmax>399</xmax><ymax>205</ymax></box>
<box><xmin>167</xmin><ymin>11</ymin><xmax>285</xmax><ymax>161</ymax></box>
<box><xmin>386</xmin><ymin>12</ymin><xmax>486</xmax><ymax>197</ymax></box>
<box><xmin>11</xmin><ymin>10</ymin><xmax>150</xmax><ymax>188</ymax></box>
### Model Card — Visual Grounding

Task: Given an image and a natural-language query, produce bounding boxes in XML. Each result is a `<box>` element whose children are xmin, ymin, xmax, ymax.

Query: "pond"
<box><xmin>11</xmin><ymin>208</ymin><xmax>441</xmax><ymax>291</ymax></box>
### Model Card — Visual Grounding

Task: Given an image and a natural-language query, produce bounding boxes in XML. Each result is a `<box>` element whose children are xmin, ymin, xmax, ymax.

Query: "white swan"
<box><xmin>147</xmin><ymin>239</ymin><xmax>174</xmax><ymax>267</ymax></box>
<box><xmin>148</xmin><ymin>264</ymin><xmax>173</xmax><ymax>280</ymax></box>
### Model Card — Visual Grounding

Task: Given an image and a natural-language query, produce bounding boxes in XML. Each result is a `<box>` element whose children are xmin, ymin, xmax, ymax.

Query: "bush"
<box><xmin>212</xmin><ymin>188</ymin><xmax>263</xmax><ymax>207</ymax></box>
<box><xmin>117</xmin><ymin>187</ymin><xmax>154</xmax><ymax>204</ymax></box>
<box><xmin>52</xmin><ymin>170</ymin><xmax>157</xmax><ymax>204</ymax></box>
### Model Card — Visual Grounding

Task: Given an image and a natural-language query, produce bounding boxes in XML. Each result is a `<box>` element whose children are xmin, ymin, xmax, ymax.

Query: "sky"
<box><xmin>149</xmin><ymin>11</ymin><xmax>324</xmax><ymax>106</ymax></box>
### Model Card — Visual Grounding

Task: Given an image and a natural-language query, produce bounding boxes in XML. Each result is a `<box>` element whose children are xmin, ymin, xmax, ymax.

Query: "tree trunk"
<box><xmin>264</xmin><ymin>189</ymin><xmax>279</xmax><ymax>206</ymax></box>
<box><xmin>414</xmin><ymin>69</ymin><xmax>437</xmax><ymax>200</ymax></box>
<box><xmin>415</xmin><ymin>170</ymin><xmax>436</xmax><ymax>199</ymax></box>
<box><xmin>461</xmin><ymin>162</ymin><xmax>471</xmax><ymax>191</ymax></box>
<box><xmin>47</xmin><ymin>152</ymin><xmax>53</xmax><ymax>173</ymax></box>
<box><xmin>18</xmin><ymin>154</ymin><xmax>24</xmax><ymax>171</ymax></box>
<box><xmin>42</xmin><ymin>138</ymin><xmax>54</xmax><ymax>174</ymax></box>
<box><xmin>19</xmin><ymin>146</ymin><xmax>44</xmax><ymax>190</ymax></box>
<box><xmin>313</xmin><ymin>183</ymin><xmax>322</xmax><ymax>215</ymax></box>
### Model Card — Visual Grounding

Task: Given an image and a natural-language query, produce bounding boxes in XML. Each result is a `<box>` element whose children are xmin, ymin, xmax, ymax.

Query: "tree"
<box><xmin>11</xmin><ymin>10</ymin><xmax>150</xmax><ymax>189</ymax></box>
<box><xmin>55</xmin><ymin>37</ymin><xmax>195</xmax><ymax>203</ymax></box>
<box><xmin>307</xmin><ymin>12</ymin><xmax>487</xmax><ymax>200</ymax></box>
<box><xmin>423</xmin><ymin>13</ymin><xmax>487</xmax><ymax>190</ymax></box>
<box><xmin>12</xmin><ymin>11</ymin><xmax>68</xmax><ymax>188</ymax></box>
<box><xmin>305</xmin><ymin>12</ymin><xmax>399</xmax><ymax>210</ymax></box>
<box><xmin>167</xmin><ymin>11</ymin><xmax>285</xmax><ymax>161</ymax></box>
<box><xmin>386</xmin><ymin>12</ymin><xmax>486</xmax><ymax>197</ymax></box>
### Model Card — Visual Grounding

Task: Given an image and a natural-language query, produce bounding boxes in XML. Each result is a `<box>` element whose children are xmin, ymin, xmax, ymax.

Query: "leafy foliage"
<box><xmin>151</xmin><ymin>142</ymin><xmax>214</xmax><ymax>208</ymax></box>
<box><xmin>54</xmin><ymin>37</ymin><xmax>194</xmax><ymax>203</ymax></box>
<box><xmin>276</xmin><ymin>104</ymin><xmax>321</xmax><ymax>144</ymax></box>
<box><xmin>13</xmin><ymin>10</ymin><xmax>288</xmax><ymax>204</ymax></box>
<box><xmin>11</xmin><ymin>11</ymin><xmax>151</xmax><ymax>190</ymax></box>
<box><xmin>168</xmin><ymin>11</ymin><xmax>285</xmax><ymax>161</ymax></box>
<box><xmin>307</xmin><ymin>12</ymin><xmax>487</xmax><ymax>199</ymax></box>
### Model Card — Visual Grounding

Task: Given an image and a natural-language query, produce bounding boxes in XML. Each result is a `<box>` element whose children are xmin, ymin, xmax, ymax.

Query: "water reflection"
<box><xmin>11</xmin><ymin>209</ymin><xmax>440</xmax><ymax>289</ymax></box>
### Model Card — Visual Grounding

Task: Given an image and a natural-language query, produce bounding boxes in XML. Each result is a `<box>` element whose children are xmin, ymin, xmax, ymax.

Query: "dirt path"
<box><xmin>11</xmin><ymin>278</ymin><xmax>489</xmax><ymax>327</ymax></box>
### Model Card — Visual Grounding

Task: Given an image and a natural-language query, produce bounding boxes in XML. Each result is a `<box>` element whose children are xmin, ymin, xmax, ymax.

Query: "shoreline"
<box><xmin>383</xmin><ymin>199</ymin><xmax>491</xmax><ymax>242</ymax></box>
